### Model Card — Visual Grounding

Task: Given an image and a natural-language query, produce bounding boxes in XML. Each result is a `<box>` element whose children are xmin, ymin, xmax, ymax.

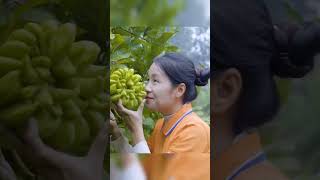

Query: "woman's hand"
<box><xmin>117</xmin><ymin>99</ymin><xmax>146</xmax><ymax>145</ymax></box>
<box><xmin>19</xmin><ymin>118</ymin><xmax>108</xmax><ymax>180</ymax></box>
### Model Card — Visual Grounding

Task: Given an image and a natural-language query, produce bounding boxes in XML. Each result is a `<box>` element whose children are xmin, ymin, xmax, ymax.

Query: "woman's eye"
<box><xmin>153</xmin><ymin>79</ymin><xmax>158</xmax><ymax>83</ymax></box>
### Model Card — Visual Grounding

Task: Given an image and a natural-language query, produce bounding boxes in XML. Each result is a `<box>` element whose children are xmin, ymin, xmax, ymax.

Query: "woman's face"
<box><xmin>145</xmin><ymin>63</ymin><xmax>180</xmax><ymax>114</ymax></box>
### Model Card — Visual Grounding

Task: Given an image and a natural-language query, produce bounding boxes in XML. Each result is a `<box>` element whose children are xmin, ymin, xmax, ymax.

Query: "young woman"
<box><xmin>212</xmin><ymin>0</ymin><xmax>320</xmax><ymax>179</ymax></box>
<box><xmin>111</xmin><ymin>52</ymin><xmax>210</xmax><ymax>153</ymax></box>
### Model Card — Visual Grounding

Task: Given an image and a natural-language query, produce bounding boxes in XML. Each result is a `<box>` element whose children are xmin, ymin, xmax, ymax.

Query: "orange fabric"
<box><xmin>142</xmin><ymin>153</ymin><xmax>210</xmax><ymax>180</ymax></box>
<box><xmin>214</xmin><ymin>132</ymin><xmax>289</xmax><ymax>180</ymax></box>
<box><xmin>147</xmin><ymin>103</ymin><xmax>210</xmax><ymax>153</ymax></box>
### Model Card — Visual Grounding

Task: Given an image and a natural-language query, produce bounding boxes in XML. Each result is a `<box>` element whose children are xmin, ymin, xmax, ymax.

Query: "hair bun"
<box><xmin>272</xmin><ymin>22</ymin><xmax>320</xmax><ymax>78</ymax></box>
<box><xmin>195</xmin><ymin>68</ymin><xmax>210</xmax><ymax>86</ymax></box>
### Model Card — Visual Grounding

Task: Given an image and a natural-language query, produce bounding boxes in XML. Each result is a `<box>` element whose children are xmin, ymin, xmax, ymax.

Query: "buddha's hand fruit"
<box><xmin>110</xmin><ymin>68</ymin><xmax>146</xmax><ymax>110</ymax></box>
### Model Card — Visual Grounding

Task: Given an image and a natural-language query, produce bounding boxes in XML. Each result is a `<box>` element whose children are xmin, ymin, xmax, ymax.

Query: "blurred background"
<box><xmin>260</xmin><ymin>0</ymin><xmax>320</xmax><ymax>179</ymax></box>
<box><xmin>170</xmin><ymin>27</ymin><xmax>210</xmax><ymax>124</ymax></box>
<box><xmin>110</xmin><ymin>0</ymin><xmax>210</xmax><ymax>26</ymax></box>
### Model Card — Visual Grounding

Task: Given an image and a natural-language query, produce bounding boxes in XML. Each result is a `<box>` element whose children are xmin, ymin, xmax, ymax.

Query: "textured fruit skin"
<box><xmin>0</xmin><ymin>21</ymin><xmax>107</xmax><ymax>155</ymax></box>
<box><xmin>110</xmin><ymin>68</ymin><xmax>146</xmax><ymax>110</ymax></box>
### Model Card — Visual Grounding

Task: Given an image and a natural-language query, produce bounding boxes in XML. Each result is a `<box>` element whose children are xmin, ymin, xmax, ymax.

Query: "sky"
<box><xmin>174</xmin><ymin>0</ymin><xmax>210</xmax><ymax>26</ymax></box>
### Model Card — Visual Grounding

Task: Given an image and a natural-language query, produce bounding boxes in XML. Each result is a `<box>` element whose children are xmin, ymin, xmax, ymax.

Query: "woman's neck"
<box><xmin>162</xmin><ymin>103</ymin><xmax>184</xmax><ymax>121</ymax></box>
<box><xmin>214</xmin><ymin>116</ymin><xmax>236</xmax><ymax>157</ymax></box>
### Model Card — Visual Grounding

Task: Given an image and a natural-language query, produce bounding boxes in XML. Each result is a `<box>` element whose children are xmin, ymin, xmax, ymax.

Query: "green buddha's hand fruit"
<box><xmin>110</xmin><ymin>68</ymin><xmax>146</xmax><ymax>110</ymax></box>
<box><xmin>0</xmin><ymin>20</ymin><xmax>106</xmax><ymax>155</ymax></box>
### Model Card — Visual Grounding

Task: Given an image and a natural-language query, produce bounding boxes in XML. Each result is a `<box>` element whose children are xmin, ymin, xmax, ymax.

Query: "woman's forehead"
<box><xmin>148</xmin><ymin>63</ymin><xmax>164</xmax><ymax>76</ymax></box>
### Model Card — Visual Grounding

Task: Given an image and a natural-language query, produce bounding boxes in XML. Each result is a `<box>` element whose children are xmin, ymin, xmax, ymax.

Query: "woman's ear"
<box><xmin>212</xmin><ymin>68</ymin><xmax>242</xmax><ymax>115</ymax></box>
<box><xmin>175</xmin><ymin>83</ymin><xmax>187</xmax><ymax>99</ymax></box>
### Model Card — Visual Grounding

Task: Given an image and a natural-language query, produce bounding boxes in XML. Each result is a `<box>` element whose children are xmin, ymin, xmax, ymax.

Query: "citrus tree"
<box><xmin>110</xmin><ymin>0</ymin><xmax>185</xmax><ymax>26</ymax></box>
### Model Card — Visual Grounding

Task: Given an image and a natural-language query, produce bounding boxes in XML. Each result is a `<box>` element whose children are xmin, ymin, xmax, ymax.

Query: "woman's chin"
<box><xmin>145</xmin><ymin>102</ymin><xmax>157</xmax><ymax>111</ymax></box>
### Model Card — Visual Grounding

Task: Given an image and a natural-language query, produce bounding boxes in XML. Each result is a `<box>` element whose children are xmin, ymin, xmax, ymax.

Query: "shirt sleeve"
<box><xmin>167</xmin><ymin>124</ymin><xmax>209</xmax><ymax>153</ymax></box>
<box><xmin>132</xmin><ymin>140</ymin><xmax>151</xmax><ymax>153</ymax></box>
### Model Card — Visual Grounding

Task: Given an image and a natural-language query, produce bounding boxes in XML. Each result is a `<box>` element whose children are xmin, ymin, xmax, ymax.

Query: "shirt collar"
<box><xmin>161</xmin><ymin>103</ymin><xmax>193</xmax><ymax>136</ymax></box>
<box><xmin>213</xmin><ymin>132</ymin><xmax>263</xmax><ymax>179</ymax></box>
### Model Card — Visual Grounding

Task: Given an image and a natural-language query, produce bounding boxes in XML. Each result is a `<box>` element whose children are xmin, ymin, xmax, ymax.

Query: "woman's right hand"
<box><xmin>117</xmin><ymin>99</ymin><xmax>146</xmax><ymax>145</ymax></box>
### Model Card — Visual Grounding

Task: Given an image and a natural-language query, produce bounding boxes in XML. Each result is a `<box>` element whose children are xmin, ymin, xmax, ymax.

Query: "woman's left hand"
<box><xmin>19</xmin><ymin>118</ymin><xmax>108</xmax><ymax>180</ymax></box>
<box><xmin>117</xmin><ymin>99</ymin><xmax>146</xmax><ymax>145</ymax></box>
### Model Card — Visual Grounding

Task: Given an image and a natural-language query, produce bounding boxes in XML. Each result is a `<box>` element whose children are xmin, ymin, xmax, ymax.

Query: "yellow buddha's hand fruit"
<box><xmin>110</xmin><ymin>68</ymin><xmax>146</xmax><ymax>110</ymax></box>
<box><xmin>0</xmin><ymin>20</ymin><xmax>106</xmax><ymax>155</ymax></box>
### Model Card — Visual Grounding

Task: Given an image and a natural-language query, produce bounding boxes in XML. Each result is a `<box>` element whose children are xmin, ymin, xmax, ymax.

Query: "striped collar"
<box><xmin>213</xmin><ymin>132</ymin><xmax>264</xmax><ymax>179</ymax></box>
<box><xmin>161</xmin><ymin>103</ymin><xmax>193</xmax><ymax>137</ymax></box>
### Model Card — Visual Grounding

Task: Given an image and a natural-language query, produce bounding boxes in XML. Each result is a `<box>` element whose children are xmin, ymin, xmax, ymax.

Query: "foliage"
<box><xmin>110</xmin><ymin>0</ymin><xmax>185</xmax><ymax>26</ymax></box>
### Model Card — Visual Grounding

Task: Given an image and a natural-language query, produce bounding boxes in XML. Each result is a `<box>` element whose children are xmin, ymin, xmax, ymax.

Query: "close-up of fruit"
<box><xmin>110</xmin><ymin>68</ymin><xmax>146</xmax><ymax>110</ymax></box>
<box><xmin>0</xmin><ymin>20</ymin><xmax>107</xmax><ymax>154</ymax></box>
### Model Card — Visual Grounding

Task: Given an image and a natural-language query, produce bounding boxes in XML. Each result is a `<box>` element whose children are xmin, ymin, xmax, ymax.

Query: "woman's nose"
<box><xmin>145</xmin><ymin>81</ymin><xmax>151</xmax><ymax>92</ymax></box>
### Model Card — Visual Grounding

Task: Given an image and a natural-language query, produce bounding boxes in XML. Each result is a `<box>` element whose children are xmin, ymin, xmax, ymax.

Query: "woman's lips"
<box><xmin>146</xmin><ymin>96</ymin><xmax>154</xmax><ymax>100</ymax></box>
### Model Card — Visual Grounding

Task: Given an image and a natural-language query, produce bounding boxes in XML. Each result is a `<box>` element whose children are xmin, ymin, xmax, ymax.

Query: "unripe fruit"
<box><xmin>110</xmin><ymin>68</ymin><xmax>146</xmax><ymax>110</ymax></box>
<box><xmin>0</xmin><ymin>21</ymin><xmax>106</xmax><ymax>155</ymax></box>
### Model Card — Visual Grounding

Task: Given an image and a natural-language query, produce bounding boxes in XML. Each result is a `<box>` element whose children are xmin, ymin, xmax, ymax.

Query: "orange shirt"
<box><xmin>214</xmin><ymin>132</ymin><xmax>289</xmax><ymax>180</ymax></box>
<box><xmin>147</xmin><ymin>103</ymin><xmax>210</xmax><ymax>153</ymax></box>
<box><xmin>142</xmin><ymin>153</ymin><xmax>210</xmax><ymax>180</ymax></box>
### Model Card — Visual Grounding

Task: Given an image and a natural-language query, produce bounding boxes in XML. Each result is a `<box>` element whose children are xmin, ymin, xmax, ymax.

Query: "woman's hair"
<box><xmin>153</xmin><ymin>53</ymin><xmax>210</xmax><ymax>104</ymax></box>
<box><xmin>213</xmin><ymin>0</ymin><xmax>320</xmax><ymax>135</ymax></box>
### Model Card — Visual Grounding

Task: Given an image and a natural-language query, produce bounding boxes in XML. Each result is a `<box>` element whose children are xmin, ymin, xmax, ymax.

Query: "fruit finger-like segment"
<box><xmin>41</xmin><ymin>20</ymin><xmax>59</xmax><ymax>56</ymax></box>
<box><xmin>36</xmin><ymin>67</ymin><xmax>53</xmax><ymax>82</ymax></box>
<box><xmin>50</xmin><ymin>88</ymin><xmax>75</xmax><ymax>101</ymax></box>
<box><xmin>35</xmin><ymin>108</ymin><xmax>62</xmax><ymax>139</ymax></box>
<box><xmin>48</xmin><ymin>104</ymin><xmax>63</xmax><ymax>118</ymax></box>
<box><xmin>20</xmin><ymin>85</ymin><xmax>39</xmax><ymax>99</ymax></box>
<box><xmin>48</xmin><ymin>23</ymin><xmax>76</xmax><ymax>59</ymax></box>
<box><xmin>0</xmin><ymin>70</ymin><xmax>22</xmax><ymax>105</ymax></box>
<box><xmin>35</xmin><ymin>86</ymin><xmax>53</xmax><ymax>106</ymax></box>
<box><xmin>8</xmin><ymin>29</ymin><xmax>37</xmax><ymax>46</ymax></box>
<box><xmin>73</xmin><ymin>116</ymin><xmax>91</xmax><ymax>147</ymax></box>
<box><xmin>0</xmin><ymin>56</ymin><xmax>23</xmax><ymax>76</ymax></box>
<box><xmin>47</xmin><ymin>121</ymin><xmax>75</xmax><ymax>151</ymax></box>
<box><xmin>67</xmin><ymin>77</ymin><xmax>103</xmax><ymax>98</ymax></box>
<box><xmin>62</xmin><ymin>99</ymin><xmax>82</xmax><ymax>119</ymax></box>
<box><xmin>88</xmin><ymin>98</ymin><xmax>107</xmax><ymax>113</ymax></box>
<box><xmin>52</xmin><ymin>56</ymin><xmax>76</xmax><ymax>79</ymax></box>
<box><xmin>0</xmin><ymin>40</ymin><xmax>30</xmax><ymax>59</ymax></box>
<box><xmin>0</xmin><ymin>102</ymin><xmax>39</xmax><ymax>127</ymax></box>
<box><xmin>69</xmin><ymin>41</ymin><xmax>101</xmax><ymax>66</ymax></box>
<box><xmin>24</xmin><ymin>22</ymin><xmax>44</xmax><ymax>44</ymax></box>
<box><xmin>22</xmin><ymin>56</ymin><xmax>41</xmax><ymax>85</ymax></box>
<box><xmin>31</xmin><ymin>56</ymin><xmax>51</xmax><ymax>68</ymax></box>
<box><xmin>84</xmin><ymin>110</ymin><xmax>105</xmax><ymax>137</ymax></box>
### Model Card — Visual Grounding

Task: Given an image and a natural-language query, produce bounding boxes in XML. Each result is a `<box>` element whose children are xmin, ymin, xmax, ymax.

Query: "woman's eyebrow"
<box><xmin>150</xmin><ymin>73</ymin><xmax>159</xmax><ymax>78</ymax></box>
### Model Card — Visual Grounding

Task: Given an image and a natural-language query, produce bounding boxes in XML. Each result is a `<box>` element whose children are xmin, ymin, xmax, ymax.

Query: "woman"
<box><xmin>212</xmin><ymin>0</ymin><xmax>320</xmax><ymax>179</ymax></box>
<box><xmin>111</xmin><ymin>53</ymin><xmax>210</xmax><ymax>153</ymax></box>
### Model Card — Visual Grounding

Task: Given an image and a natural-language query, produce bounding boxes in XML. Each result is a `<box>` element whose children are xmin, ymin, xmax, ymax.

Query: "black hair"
<box><xmin>213</xmin><ymin>0</ymin><xmax>320</xmax><ymax>135</ymax></box>
<box><xmin>153</xmin><ymin>52</ymin><xmax>210</xmax><ymax>104</ymax></box>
